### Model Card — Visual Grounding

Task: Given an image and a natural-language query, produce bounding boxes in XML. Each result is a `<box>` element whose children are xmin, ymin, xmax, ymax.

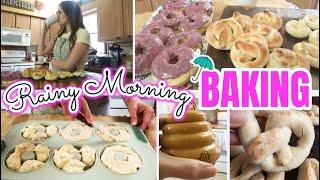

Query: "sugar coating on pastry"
<box><xmin>45</xmin><ymin>70</ymin><xmax>58</xmax><ymax>81</ymax></box>
<box><xmin>230</xmin><ymin>33</ymin><xmax>269</xmax><ymax>68</ymax></box>
<box><xmin>97</xmin><ymin>124</ymin><xmax>130</xmax><ymax>142</ymax></box>
<box><xmin>79</xmin><ymin>146</ymin><xmax>96</xmax><ymax>167</ymax></box>
<box><xmin>293</xmin><ymin>41</ymin><xmax>319</xmax><ymax>68</ymax></box>
<box><xmin>206</xmin><ymin>18</ymin><xmax>244</xmax><ymax>50</ymax></box>
<box><xmin>53</xmin><ymin>144</ymin><xmax>95</xmax><ymax>173</ymax></box>
<box><xmin>253</xmin><ymin>11</ymin><xmax>282</xmax><ymax>30</ymax></box>
<box><xmin>6</xmin><ymin>152</ymin><xmax>21</xmax><ymax>171</ymax></box>
<box><xmin>34</xmin><ymin>144</ymin><xmax>50</xmax><ymax>162</ymax></box>
<box><xmin>309</xmin><ymin>30</ymin><xmax>319</xmax><ymax>46</ymax></box>
<box><xmin>267</xmin><ymin>48</ymin><xmax>310</xmax><ymax>70</ymax></box>
<box><xmin>285</xmin><ymin>19</ymin><xmax>312</xmax><ymax>38</ymax></box>
<box><xmin>303</xmin><ymin>14</ymin><xmax>319</xmax><ymax>30</ymax></box>
<box><xmin>18</xmin><ymin>160</ymin><xmax>44</xmax><ymax>172</ymax></box>
<box><xmin>232</xmin><ymin>11</ymin><xmax>253</xmax><ymax>33</ymax></box>
<box><xmin>60</xmin><ymin>122</ymin><xmax>93</xmax><ymax>141</ymax></box>
<box><xmin>21</xmin><ymin>123</ymin><xmax>57</xmax><ymax>141</ymax></box>
<box><xmin>250</xmin><ymin>23</ymin><xmax>283</xmax><ymax>50</ymax></box>
<box><xmin>101</xmin><ymin>145</ymin><xmax>142</xmax><ymax>174</ymax></box>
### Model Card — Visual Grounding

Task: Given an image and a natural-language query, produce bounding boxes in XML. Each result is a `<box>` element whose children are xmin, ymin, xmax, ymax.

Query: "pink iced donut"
<box><xmin>152</xmin><ymin>10</ymin><xmax>184</xmax><ymax>29</ymax></box>
<box><xmin>135</xmin><ymin>34</ymin><xmax>165</xmax><ymax>75</ymax></box>
<box><xmin>163</xmin><ymin>0</ymin><xmax>190</xmax><ymax>11</ymax></box>
<box><xmin>185</xmin><ymin>1</ymin><xmax>213</xmax><ymax>16</ymax></box>
<box><xmin>151</xmin><ymin>45</ymin><xmax>195</xmax><ymax>87</ymax></box>
<box><xmin>180</xmin><ymin>13</ymin><xmax>210</xmax><ymax>33</ymax></box>
<box><xmin>166</xmin><ymin>30</ymin><xmax>202</xmax><ymax>49</ymax></box>
<box><xmin>141</xmin><ymin>23</ymin><xmax>174</xmax><ymax>44</ymax></box>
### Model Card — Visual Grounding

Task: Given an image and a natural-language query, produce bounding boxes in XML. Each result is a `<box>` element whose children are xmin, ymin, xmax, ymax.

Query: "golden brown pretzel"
<box><xmin>253</xmin><ymin>11</ymin><xmax>282</xmax><ymax>30</ymax></box>
<box><xmin>239</xmin><ymin>110</ymin><xmax>315</xmax><ymax>172</ymax></box>
<box><xmin>232</xmin><ymin>11</ymin><xmax>253</xmax><ymax>33</ymax></box>
<box><xmin>250</xmin><ymin>23</ymin><xmax>283</xmax><ymax>50</ymax></box>
<box><xmin>206</xmin><ymin>18</ymin><xmax>244</xmax><ymax>50</ymax></box>
<box><xmin>298</xmin><ymin>158</ymin><xmax>319</xmax><ymax>180</ymax></box>
<box><xmin>231</xmin><ymin>153</ymin><xmax>285</xmax><ymax>180</ymax></box>
<box><xmin>230</xmin><ymin>33</ymin><xmax>269</xmax><ymax>68</ymax></box>
<box><xmin>267</xmin><ymin>48</ymin><xmax>310</xmax><ymax>70</ymax></box>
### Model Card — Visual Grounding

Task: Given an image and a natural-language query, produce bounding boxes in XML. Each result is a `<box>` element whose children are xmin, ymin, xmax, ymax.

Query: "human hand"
<box><xmin>159</xmin><ymin>151</ymin><xmax>216</xmax><ymax>179</ymax></box>
<box><xmin>126</xmin><ymin>98</ymin><xmax>155</xmax><ymax>130</ymax></box>
<box><xmin>144</xmin><ymin>116</ymin><xmax>156</xmax><ymax>150</ymax></box>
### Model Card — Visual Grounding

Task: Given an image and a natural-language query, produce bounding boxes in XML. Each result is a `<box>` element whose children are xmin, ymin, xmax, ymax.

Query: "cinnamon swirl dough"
<box><xmin>293</xmin><ymin>41</ymin><xmax>319</xmax><ymax>68</ymax></box>
<box><xmin>230</xmin><ymin>33</ymin><xmax>269</xmax><ymax>68</ymax></box>
<box><xmin>267</xmin><ymin>48</ymin><xmax>310</xmax><ymax>70</ymax></box>
<box><xmin>206</xmin><ymin>18</ymin><xmax>244</xmax><ymax>50</ymax></box>
<box><xmin>232</xmin><ymin>11</ymin><xmax>253</xmax><ymax>33</ymax></box>
<box><xmin>253</xmin><ymin>11</ymin><xmax>282</xmax><ymax>30</ymax></box>
<box><xmin>285</xmin><ymin>19</ymin><xmax>312</xmax><ymax>38</ymax></box>
<box><xmin>250</xmin><ymin>23</ymin><xmax>283</xmax><ymax>50</ymax></box>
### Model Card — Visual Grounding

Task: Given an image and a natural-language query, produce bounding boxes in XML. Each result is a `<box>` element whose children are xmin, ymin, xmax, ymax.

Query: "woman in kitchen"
<box><xmin>37</xmin><ymin>1</ymin><xmax>155</xmax><ymax>137</ymax></box>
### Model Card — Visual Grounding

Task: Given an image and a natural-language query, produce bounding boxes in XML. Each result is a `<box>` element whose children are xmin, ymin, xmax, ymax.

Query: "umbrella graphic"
<box><xmin>190</xmin><ymin>49</ymin><xmax>215</xmax><ymax>83</ymax></box>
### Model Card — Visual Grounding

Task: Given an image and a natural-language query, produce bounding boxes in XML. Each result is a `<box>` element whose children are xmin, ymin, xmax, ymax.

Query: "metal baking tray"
<box><xmin>206</xmin><ymin>6</ymin><xmax>319</xmax><ymax>90</ymax></box>
<box><xmin>1</xmin><ymin>120</ymin><xmax>156</xmax><ymax>180</ymax></box>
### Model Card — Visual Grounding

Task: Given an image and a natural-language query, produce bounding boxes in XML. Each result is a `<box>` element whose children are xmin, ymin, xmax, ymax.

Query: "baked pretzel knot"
<box><xmin>206</xmin><ymin>18</ymin><xmax>244</xmax><ymax>50</ymax></box>
<box><xmin>230</xmin><ymin>33</ymin><xmax>269</xmax><ymax>68</ymax></box>
<box><xmin>231</xmin><ymin>153</ymin><xmax>285</xmax><ymax>180</ymax></box>
<box><xmin>298</xmin><ymin>158</ymin><xmax>319</xmax><ymax>180</ymax></box>
<box><xmin>238</xmin><ymin>110</ymin><xmax>315</xmax><ymax>172</ymax></box>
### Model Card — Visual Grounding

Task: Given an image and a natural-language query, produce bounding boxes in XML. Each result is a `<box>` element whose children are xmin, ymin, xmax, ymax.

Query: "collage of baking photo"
<box><xmin>0</xmin><ymin>0</ymin><xmax>319</xmax><ymax>180</ymax></box>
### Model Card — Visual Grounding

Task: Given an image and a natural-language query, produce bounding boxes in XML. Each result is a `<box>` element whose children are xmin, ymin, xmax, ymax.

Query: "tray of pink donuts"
<box><xmin>205</xmin><ymin>6</ymin><xmax>319</xmax><ymax>90</ymax></box>
<box><xmin>230</xmin><ymin>96</ymin><xmax>319</xmax><ymax>179</ymax></box>
<box><xmin>135</xmin><ymin>0</ymin><xmax>214</xmax><ymax>88</ymax></box>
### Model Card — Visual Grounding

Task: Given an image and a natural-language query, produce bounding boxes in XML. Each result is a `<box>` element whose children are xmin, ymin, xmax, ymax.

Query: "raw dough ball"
<box><xmin>59</xmin><ymin>144</ymin><xmax>79</xmax><ymax>154</ymax></box>
<box><xmin>53</xmin><ymin>150</ymin><xmax>73</xmax><ymax>169</ymax></box>
<box><xmin>46</xmin><ymin>125</ymin><xmax>58</xmax><ymax>137</ymax></box>
<box><xmin>80</xmin><ymin>146</ymin><xmax>96</xmax><ymax>167</ymax></box>
<box><xmin>97</xmin><ymin>124</ymin><xmax>130</xmax><ymax>142</ymax></box>
<box><xmin>6</xmin><ymin>152</ymin><xmax>21</xmax><ymax>171</ymax></box>
<box><xmin>60</xmin><ymin>122</ymin><xmax>93</xmax><ymax>141</ymax></box>
<box><xmin>61</xmin><ymin>159</ymin><xmax>86</xmax><ymax>173</ymax></box>
<box><xmin>15</xmin><ymin>142</ymin><xmax>35</xmax><ymax>154</ymax></box>
<box><xmin>18</xmin><ymin>160</ymin><xmax>44</xmax><ymax>172</ymax></box>
<box><xmin>101</xmin><ymin>145</ymin><xmax>142</xmax><ymax>174</ymax></box>
<box><xmin>34</xmin><ymin>144</ymin><xmax>50</xmax><ymax>162</ymax></box>
<box><xmin>21</xmin><ymin>123</ymin><xmax>57</xmax><ymax>141</ymax></box>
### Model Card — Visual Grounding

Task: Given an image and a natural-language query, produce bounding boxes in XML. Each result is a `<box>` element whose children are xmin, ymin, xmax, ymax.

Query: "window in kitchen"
<box><xmin>82</xmin><ymin>11</ymin><xmax>105</xmax><ymax>54</ymax></box>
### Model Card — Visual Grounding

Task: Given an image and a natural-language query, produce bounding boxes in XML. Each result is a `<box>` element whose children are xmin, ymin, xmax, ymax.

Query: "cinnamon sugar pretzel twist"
<box><xmin>232</xmin><ymin>11</ymin><xmax>253</xmax><ymax>33</ymax></box>
<box><xmin>238</xmin><ymin>110</ymin><xmax>315</xmax><ymax>172</ymax></box>
<box><xmin>230</xmin><ymin>33</ymin><xmax>269</xmax><ymax>68</ymax></box>
<box><xmin>206</xmin><ymin>18</ymin><xmax>244</xmax><ymax>50</ymax></box>
<box><xmin>250</xmin><ymin>23</ymin><xmax>283</xmax><ymax>50</ymax></box>
<box><xmin>298</xmin><ymin>158</ymin><xmax>319</xmax><ymax>180</ymax></box>
<box><xmin>231</xmin><ymin>153</ymin><xmax>285</xmax><ymax>180</ymax></box>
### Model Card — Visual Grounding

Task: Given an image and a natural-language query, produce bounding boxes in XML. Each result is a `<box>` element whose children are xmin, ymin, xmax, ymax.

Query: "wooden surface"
<box><xmin>1</xmin><ymin>11</ymin><xmax>16</xmax><ymax>27</ymax></box>
<box><xmin>287</xmin><ymin>0</ymin><xmax>318</xmax><ymax>9</ymax></box>
<box><xmin>1</xmin><ymin>5</ymin><xmax>47</xmax><ymax>19</ymax></box>
<box><xmin>135</xmin><ymin>0</ymin><xmax>154</xmax><ymax>14</ymax></box>
<box><xmin>15</xmin><ymin>14</ymin><xmax>31</xmax><ymax>29</ymax></box>
<box><xmin>97</xmin><ymin>0</ymin><xmax>124</xmax><ymax>41</ymax></box>
<box><xmin>123</xmin><ymin>0</ymin><xmax>133</xmax><ymax>37</ymax></box>
<box><xmin>30</xmin><ymin>17</ymin><xmax>42</xmax><ymax>45</ymax></box>
<box><xmin>206</xmin><ymin>6</ymin><xmax>319</xmax><ymax>90</ymax></box>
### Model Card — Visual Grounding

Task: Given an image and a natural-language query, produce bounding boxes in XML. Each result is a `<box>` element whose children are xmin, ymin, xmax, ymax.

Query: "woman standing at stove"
<box><xmin>37</xmin><ymin>1</ymin><xmax>155</xmax><ymax>141</ymax></box>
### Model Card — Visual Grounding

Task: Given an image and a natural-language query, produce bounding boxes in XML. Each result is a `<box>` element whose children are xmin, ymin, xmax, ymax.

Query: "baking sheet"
<box><xmin>1</xmin><ymin>120</ymin><xmax>156</xmax><ymax>180</ymax></box>
<box><xmin>206</xmin><ymin>6</ymin><xmax>319</xmax><ymax>90</ymax></box>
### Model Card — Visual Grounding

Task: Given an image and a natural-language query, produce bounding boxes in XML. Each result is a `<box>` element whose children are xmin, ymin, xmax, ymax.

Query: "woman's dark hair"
<box><xmin>56</xmin><ymin>1</ymin><xmax>85</xmax><ymax>48</ymax></box>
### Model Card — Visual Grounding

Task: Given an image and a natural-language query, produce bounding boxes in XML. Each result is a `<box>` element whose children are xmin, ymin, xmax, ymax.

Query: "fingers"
<box><xmin>230</xmin><ymin>110</ymin><xmax>247</xmax><ymax>128</ymax></box>
<box><xmin>159</xmin><ymin>151</ymin><xmax>216</xmax><ymax>179</ymax></box>
<box><xmin>231</xmin><ymin>130</ymin><xmax>241</xmax><ymax>145</ymax></box>
<box><xmin>79</xmin><ymin>97</ymin><xmax>93</xmax><ymax>124</ymax></box>
<box><xmin>140</xmin><ymin>107</ymin><xmax>154</xmax><ymax>130</ymax></box>
<box><xmin>129</xmin><ymin>103</ymin><xmax>138</xmax><ymax>126</ymax></box>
